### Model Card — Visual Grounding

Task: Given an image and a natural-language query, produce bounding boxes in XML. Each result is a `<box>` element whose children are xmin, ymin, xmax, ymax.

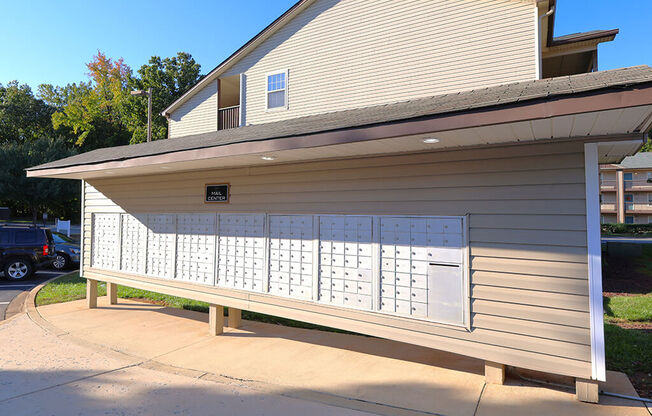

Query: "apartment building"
<box><xmin>28</xmin><ymin>0</ymin><xmax>652</xmax><ymax>403</ymax></box>
<box><xmin>600</xmin><ymin>151</ymin><xmax>652</xmax><ymax>224</ymax></box>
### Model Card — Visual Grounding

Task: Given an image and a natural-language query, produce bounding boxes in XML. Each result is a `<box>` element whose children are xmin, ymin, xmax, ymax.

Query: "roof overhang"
<box><xmin>27</xmin><ymin>85</ymin><xmax>652</xmax><ymax>180</ymax></box>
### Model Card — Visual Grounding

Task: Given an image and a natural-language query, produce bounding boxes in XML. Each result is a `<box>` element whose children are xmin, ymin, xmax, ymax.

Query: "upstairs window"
<box><xmin>266</xmin><ymin>70</ymin><xmax>288</xmax><ymax>110</ymax></box>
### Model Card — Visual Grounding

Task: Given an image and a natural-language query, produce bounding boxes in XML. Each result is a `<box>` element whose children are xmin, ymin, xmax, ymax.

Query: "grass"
<box><xmin>604</xmin><ymin>296</ymin><xmax>652</xmax><ymax>323</ymax></box>
<box><xmin>604</xmin><ymin>324</ymin><xmax>652</xmax><ymax>375</ymax></box>
<box><xmin>602</xmin><ymin>244</ymin><xmax>652</xmax><ymax>398</ymax></box>
<box><xmin>35</xmin><ymin>272</ymin><xmax>355</xmax><ymax>335</ymax></box>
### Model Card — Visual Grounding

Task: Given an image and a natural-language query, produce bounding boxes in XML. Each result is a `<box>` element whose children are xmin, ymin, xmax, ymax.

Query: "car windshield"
<box><xmin>53</xmin><ymin>232</ymin><xmax>75</xmax><ymax>244</ymax></box>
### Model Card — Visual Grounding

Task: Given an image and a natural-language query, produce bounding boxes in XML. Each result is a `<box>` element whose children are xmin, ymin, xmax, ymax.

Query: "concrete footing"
<box><xmin>228</xmin><ymin>308</ymin><xmax>242</xmax><ymax>328</ymax></box>
<box><xmin>107</xmin><ymin>283</ymin><xmax>118</xmax><ymax>305</ymax></box>
<box><xmin>485</xmin><ymin>361</ymin><xmax>505</xmax><ymax>384</ymax></box>
<box><xmin>209</xmin><ymin>304</ymin><xmax>224</xmax><ymax>336</ymax></box>
<box><xmin>86</xmin><ymin>279</ymin><xmax>97</xmax><ymax>309</ymax></box>
<box><xmin>576</xmin><ymin>378</ymin><xmax>600</xmax><ymax>403</ymax></box>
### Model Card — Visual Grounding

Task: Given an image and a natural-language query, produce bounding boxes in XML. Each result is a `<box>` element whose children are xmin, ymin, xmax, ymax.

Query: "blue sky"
<box><xmin>0</xmin><ymin>0</ymin><xmax>650</xmax><ymax>89</ymax></box>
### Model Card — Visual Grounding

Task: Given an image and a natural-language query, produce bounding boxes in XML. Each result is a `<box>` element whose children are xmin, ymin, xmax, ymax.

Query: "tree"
<box><xmin>125</xmin><ymin>52</ymin><xmax>202</xmax><ymax>143</ymax></box>
<box><xmin>0</xmin><ymin>137</ymin><xmax>79</xmax><ymax>223</ymax></box>
<box><xmin>0</xmin><ymin>81</ymin><xmax>55</xmax><ymax>144</ymax></box>
<box><xmin>640</xmin><ymin>132</ymin><xmax>652</xmax><ymax>152</ymax></box>
<box><xmin>39</xmin><ymin>51</ymin><xmax>133</xmax><ymax>150</ymax></box>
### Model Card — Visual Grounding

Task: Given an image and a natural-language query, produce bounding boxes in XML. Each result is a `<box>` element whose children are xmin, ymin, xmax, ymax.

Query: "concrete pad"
<box><xmin>476</xmin><ymin>379</ymin><xmax>649</xmax><ymax>416</ymax></box>
<box><xmin>0</xmin><ymin>362</ymin><xmax>374</xmax><ymax>416</ymax></box>
<box><xmin>0</xmin><ymin>314</ymin><xmax>140</xmax><ymax>401</ymax></box>
<box><xmin>32</xmin><ymin>299</ymin><xmax>648</xmax><ymax>416</ymax></box>
<box><xmin>156</xmin><ymin>320</ymin><xmax>486</xmax><ymax>415</ymax></box>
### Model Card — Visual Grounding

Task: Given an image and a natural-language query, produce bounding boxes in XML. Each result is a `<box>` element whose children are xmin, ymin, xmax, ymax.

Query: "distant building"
<box><xmin>600</xmin><ymin>152</ymin><xmax>652</xmax><ymax>224</ymax></box>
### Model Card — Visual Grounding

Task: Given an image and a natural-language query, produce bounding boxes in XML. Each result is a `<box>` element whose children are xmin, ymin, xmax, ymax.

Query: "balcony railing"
<box><xmin>218</xmin><ymin>105</ymin><xmax>240</xmax><ymax>130</ymax></box>
<box><xmin>624</xmin><ymin>179</ymin><xmax>652</xmax><ymax>189</ymax></box>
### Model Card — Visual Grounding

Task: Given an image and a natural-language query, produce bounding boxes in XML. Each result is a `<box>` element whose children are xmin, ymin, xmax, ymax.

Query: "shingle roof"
<box><xmin>551</xmin><ymin>29</ymin><xmax>619</xmax><ymax>46</ymax></box>
<box><xmin>28</xmin><ymin>65</ymin><xmax>652</xmax><ymax>172</ymax></box>
<box><xmin>618</xmin><ymin>152</ymin><xmax>652</xmax><ymax>169</ymax></box>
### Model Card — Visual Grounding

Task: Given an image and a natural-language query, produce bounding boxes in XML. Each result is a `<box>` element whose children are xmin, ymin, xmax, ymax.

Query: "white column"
<box><xmin>584</xmin><ymin>142</ymin><xmax>606</xmax><ymax>382</ymax></box>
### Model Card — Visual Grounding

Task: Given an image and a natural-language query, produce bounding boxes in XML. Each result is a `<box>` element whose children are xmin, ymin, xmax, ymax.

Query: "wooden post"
<box><xmin>485</xmin><ymin>361</ymin><xmax>505</xmax><ymax>385</ymax></box>
<box><xmin>209</xmin><ymin>304</ymin><xmax>224</xmax><ymax>336</ymax></box>
<box><xmin>576</xmin><ymin>379</ymin><xmax>599</xmax><ymax>403</ymax></box>
<box><xmin>107</xmin><ymin>282</ymin><xmax>118</xmax><ymax>305</ymax></box>
<box><xmin>228</xmin><ymin>308</ymin><xmax>242</xmax><ymax>329</ymax></box>
<box><xmin>86</xmin><ymin>279</ymin><xmax>98</xmax><ymax>309</ymax></box>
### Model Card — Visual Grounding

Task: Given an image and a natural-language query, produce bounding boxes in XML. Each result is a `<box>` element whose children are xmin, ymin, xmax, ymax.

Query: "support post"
<box><xmin>107</xmin><ymin>282</ymin><xmax>118</xmax><ymax>305</ymax></box>
<box><xmin>576</xmin><ymin>378</ymin><xmax>599</xmax><ymax>403</ymax></box>
<box><xmin>228</xmin><ymin>308</ymin><xmax>242</xmax><ymax>329</ymax></box>
<box><xmin>86</xmin><ymin>279</ymin><xmax>98</xmax><ymax>309</ymax></box>
<box><xmin>209</xmin><ymin>304</ymin><xmax>224</xmax><ymax>336</ymax></box>
<box><xmin>485</xmin><ymin>361</ymin><xmax>505</xmax><ymax>385</ymax></box>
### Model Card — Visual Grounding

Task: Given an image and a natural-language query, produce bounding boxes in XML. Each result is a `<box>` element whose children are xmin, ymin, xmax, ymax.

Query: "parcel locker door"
<box><xmin>120</xmin><ymin>214</ymin><xmax>148</xmax><ymax>274</ymax></box>
<box><xmin>92</xmin><ymin>213</ymin><xmax>121</xmax><ymax>270</ymax></box>
<box><xmin>427</xmin><ymin>263</ymin><xmax>465</xmax><ymax>326</ymax></box>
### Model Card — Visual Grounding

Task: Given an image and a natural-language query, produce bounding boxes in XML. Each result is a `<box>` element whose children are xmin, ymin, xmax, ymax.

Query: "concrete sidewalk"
<box><xmin>1</xmin><ymin>296</ymin><xmax>649</xmax><ymax>416</ymax></box>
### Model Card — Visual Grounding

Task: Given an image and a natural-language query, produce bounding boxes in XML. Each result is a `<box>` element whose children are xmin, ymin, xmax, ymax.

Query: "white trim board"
<box><xmin>584</xmin><ymin>142</ymin><xmax>606</xmax><ymax>381</ymax></box>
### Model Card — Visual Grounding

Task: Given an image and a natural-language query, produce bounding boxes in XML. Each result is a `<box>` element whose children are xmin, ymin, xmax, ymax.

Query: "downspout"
<box><xmin>537</xmin><ymin>5</ymin><xmax>555</xmax><ymax>79</ymax></box>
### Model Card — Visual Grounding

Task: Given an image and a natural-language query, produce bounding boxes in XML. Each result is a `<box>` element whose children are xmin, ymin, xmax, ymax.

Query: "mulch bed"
<box><xmin>602</xmin><ymin>255</ymin><xmax>652</xmax><ymax>294</ymax></box>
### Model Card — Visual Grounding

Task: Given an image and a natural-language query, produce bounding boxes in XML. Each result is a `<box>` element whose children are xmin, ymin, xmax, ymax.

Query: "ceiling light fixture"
<box><xmin>261</xmin><ymin>156</ymin><xmax>276</xmax><ymax>161</ymax></box>
<box><xmin>422</xmin><ymin>138</ymin><xmax>440</xmax><ymax>144</ymax></box>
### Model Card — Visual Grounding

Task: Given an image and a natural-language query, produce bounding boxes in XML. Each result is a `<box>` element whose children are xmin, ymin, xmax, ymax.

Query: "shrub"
<box><xmin>602</xmin><ymin>223</ymin><xmax>652</xmax><ymax>235</ymax></box>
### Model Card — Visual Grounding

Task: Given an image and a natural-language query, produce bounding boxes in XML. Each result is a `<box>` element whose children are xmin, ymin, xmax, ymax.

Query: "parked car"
<box><xmin>0</xmin><ymin>225</ymin><xmax>56</xmax><ymax>280</ymax></box>
<box><xmin>51</xmin><ymin>231</ymin><xmax>80</xmax><ymax>270</ymax></box>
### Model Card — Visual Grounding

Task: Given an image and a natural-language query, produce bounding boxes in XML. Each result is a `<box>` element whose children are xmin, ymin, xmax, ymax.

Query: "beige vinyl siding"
<box><xmin>167</xmin><ymin>0</ymin><xmax>537</xmax><ymax>133</ymax></box>
<box><xmin>168</xmin><ymin>80</ymin><xmax>217</xmax><ymax>138</ymax></box>
<box><xmin>226</xmin><ymin>0</ymin><xmax>537</xmax><ymax>124</ymax></box>
<box><xmin>82</xmin><ymin>141</ymin><xmax>591</xmax><ymax>378</ymax></box>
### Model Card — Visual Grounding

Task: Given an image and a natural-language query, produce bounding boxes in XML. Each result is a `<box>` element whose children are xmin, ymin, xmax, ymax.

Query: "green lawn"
<box><xmin>35</xmin><ymin>272</ymin><xmax>354</xmax><ymax>334</ymax></box>
<box><xmin>604</xmin><ymin>295</ymin><xmax>652</xmax><ymax>323</ymax></box>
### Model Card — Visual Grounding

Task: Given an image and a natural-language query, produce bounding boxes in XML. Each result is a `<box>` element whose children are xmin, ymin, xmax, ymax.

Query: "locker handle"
<box><xmin>428</xmin><ymin>263</ymin><xmax>459</xmax><ymax>268</ymax></box>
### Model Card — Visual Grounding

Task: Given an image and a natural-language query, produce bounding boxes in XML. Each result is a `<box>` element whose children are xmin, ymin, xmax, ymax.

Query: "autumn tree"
<box><xmin>39</xmin><ymin>51</ymin><xmax>133</xmax><ymax>150</ymax></box>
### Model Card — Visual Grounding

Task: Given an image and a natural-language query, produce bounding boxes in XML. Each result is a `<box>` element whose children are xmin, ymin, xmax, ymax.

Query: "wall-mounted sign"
<box><xmin>205</xmin><ymin>184</ymin><xmax>230</xmax><ymax>203</ymax></box>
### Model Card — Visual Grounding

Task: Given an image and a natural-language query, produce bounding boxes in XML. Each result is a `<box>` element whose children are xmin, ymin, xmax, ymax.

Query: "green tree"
<box><xmin>0</xmin><ymin>137</ymin><xmax>79</xmax><ymax>223</ymax></box>
<box><xmin>640</xmin><ymin>132</ymin><xmax>652</xmax><ymax>152</ymax></box>
<box><xmin>125</xmin><ymin>52</ymin><xmax>202</xmax><ymax>143</ymax></box>
<box><xmin>0</xmin><ymin>81</ymin><xmax>55</xmax><ymax>144</ymax></box>
<box><xmin>39</xmin><ymin>51</ymin><xmax>133</xmax><ymax>150</ymax></box>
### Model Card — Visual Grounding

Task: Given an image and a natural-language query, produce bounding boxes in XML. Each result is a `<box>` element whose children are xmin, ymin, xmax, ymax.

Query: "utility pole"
<box><xmin>130</xmin><ymin>88</ymin><xmax>153</xmax><ymax>142</ymax></box>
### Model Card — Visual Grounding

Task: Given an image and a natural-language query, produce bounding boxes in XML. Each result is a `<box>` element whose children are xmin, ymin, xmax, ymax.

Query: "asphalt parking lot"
<box><xmin>0</xmin><ymin>269</ymin><xmax>72</xmax><ymax>320</ymax></box>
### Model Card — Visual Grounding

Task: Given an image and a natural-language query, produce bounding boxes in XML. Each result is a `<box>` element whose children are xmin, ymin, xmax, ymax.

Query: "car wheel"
<box><xmin>4</xmin><ymin>259</ymin><xmax>33</xmax><ymax>281</ymax></box>
<box><xmin>52</xmin><ymin>253</ymin><xmax>69</xmax><ymax>270</ymax></box>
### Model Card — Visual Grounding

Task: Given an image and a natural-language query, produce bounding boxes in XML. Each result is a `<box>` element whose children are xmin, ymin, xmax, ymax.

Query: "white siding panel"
<box><xmin>226</xmin><ymin>0</ymin><xmax>537</xmax><ymax>124</ymax></box>
<box><xmin>167</xmin><ymin>0</ymin><xmax>537</xmax><ymax>133</ymax></box>
<box><xmin>168</xmin><ymin>80</ymin><xmax>217</xmax><ymax>138</ymax></box>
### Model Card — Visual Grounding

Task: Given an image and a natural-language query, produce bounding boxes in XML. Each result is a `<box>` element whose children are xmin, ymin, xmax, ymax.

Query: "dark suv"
<box><xmin>0</xmin><ymin>226</ymin><xmax>56</xmax><ymax>280</ymax></box>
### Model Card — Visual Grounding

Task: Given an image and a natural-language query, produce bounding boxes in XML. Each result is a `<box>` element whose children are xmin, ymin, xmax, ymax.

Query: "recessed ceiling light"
<box><xmin>423</xmin><ymin>138</ymin><xmax>440</xmax><ymax>144</ymax></box>
<box><xmin>261</xmin><ymin>156</ymin><xmax>276</xmax><ymax>161</ymax></box>
<box><xmin>160</xmin><ymin>166</ymin><xmax>171</xmax><ymax>170</ymax></box>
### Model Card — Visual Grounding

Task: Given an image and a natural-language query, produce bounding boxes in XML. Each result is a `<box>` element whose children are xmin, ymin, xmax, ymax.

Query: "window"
<box><xmin>648</xmin><ymin>172</ymin><xmax>652</xmax><ymax>183</ymax></box>
<box><xmin>599</xmin><ymin>194</ymin><xmax>603</xmax><ymax>203</ymax></box>
<box><xmin>648</xmin><ymin>216</ymin><xmax>652</xmax><ymax>224</ymax></box>
<box><xmin>625</xmin><ymin>194</ymin><xmax>634</xmax><ymax>211</ymax></box>
<box><xmin>266</xmin><ymin>70</ymin><xmax>287</xmax><ymax>110</ymax></box>
<box><xmin>14</xmin><ymin>229</ymin><xmax>37</xmax><ymax>244</ymax></box>
<box><xmin>648</xmin><ymin>193</ymin><xmax>652</xmax><ymax>206</ymax></box>
<box><xmin>624</xmin><ymin>172</ymin><xmax>633</xmax><ymax>188</ymax></box>
<box><xmin>625</xmin><ymin>216</ymin><xmax>634</xmax><ymax>224</ymax></box>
